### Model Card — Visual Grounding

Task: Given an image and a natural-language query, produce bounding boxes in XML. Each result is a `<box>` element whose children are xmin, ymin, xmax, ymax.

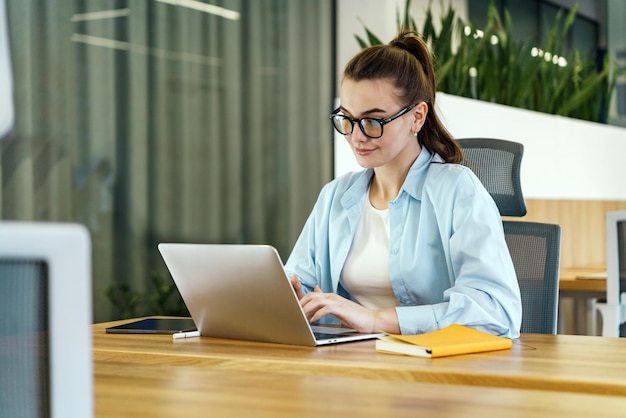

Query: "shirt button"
<box><xmin>391</xmin><ymin>248</ymin><xmax>399</xmax><ymax>255</ymax></box>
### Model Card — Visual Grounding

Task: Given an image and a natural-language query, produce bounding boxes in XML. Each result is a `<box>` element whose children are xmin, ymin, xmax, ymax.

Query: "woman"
<box><xmin>285</xmin><ymin>30</ymin><xmax>522</xmax><ymax>338</ymax></box>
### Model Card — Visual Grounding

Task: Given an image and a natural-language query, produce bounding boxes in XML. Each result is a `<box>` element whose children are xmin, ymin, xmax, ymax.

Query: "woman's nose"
<box><xmin>350</xmin><ymin>125</ymin><xmax>369</xmax><ymax>142</ymax></box>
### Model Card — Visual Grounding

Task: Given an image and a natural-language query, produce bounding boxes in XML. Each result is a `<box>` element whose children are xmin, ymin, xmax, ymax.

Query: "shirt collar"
<box><xmin>341</xmin><ymin>147</ymin><xmax>442</xmax><ymax>208</ymax></box>
<box><xmin>401</xmin><ymin>146</ymin><xmax>440</xmax><ymax>201</ymax></box>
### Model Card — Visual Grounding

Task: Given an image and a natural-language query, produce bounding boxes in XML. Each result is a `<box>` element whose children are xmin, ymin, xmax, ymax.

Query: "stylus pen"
<box><xmin>172</xmin><ymin>330</ymin><xmax>200</xmax><ymax>340</ymax></box>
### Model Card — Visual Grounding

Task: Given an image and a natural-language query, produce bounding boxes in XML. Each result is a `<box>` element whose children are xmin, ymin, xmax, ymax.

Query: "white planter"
<box><xmin>334</xmin><ymin>93</ymin><xmax>626</xmax><ymax>201</ymax></box>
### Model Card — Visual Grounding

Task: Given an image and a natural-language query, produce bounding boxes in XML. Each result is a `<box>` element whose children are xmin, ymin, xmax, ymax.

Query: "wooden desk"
<box><xmin>559</xmin><ymin>267</ymin><xmax>606</xmax><ymax>293</ymax></box>
<box><xmin>94</xmin><ymin>319</ymin><xmax>626</xmax><ymax>397</ymax></box>
<box><xmin>94</xmin><ymin>319</ymin><xmax>626</xmax><ymax>417</ymax></box>
<box><xmin>95</xmin><ymin>359</ymin><xmax>626</xmax><ymax>417</ymax></box>
<box><xmin>559</xmin><ymin>267</ymin><xmax>606</xmax><ymax>335</ymax></box>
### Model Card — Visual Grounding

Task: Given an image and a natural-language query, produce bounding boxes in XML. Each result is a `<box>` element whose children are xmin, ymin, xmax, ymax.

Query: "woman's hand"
<box><xmin>289</xmin><ymin>275</ymin><xmax>306</xmax><ymax>300</ymax></box>
<box><xmin>289</xmin><ymin>276</ymin><xmax>400</xmax><ymax>333</ymax></box>
<box><xmin>299</xmin><ymin>286</ymin><xmax>400</xmax><ymax>334</ymax></box>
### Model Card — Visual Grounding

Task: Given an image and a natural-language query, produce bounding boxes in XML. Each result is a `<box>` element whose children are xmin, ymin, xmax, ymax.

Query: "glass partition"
<box><xmin>2</xmin><ymin>0</ymin><xmax>334</xmax><ymax>321</ymax></box>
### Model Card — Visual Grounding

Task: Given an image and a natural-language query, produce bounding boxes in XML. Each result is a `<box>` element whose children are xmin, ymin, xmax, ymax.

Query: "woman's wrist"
<box><xmin>373</xmin><ymin>308</ymin><xmax>400</xmax><ymax>334</ymax></box>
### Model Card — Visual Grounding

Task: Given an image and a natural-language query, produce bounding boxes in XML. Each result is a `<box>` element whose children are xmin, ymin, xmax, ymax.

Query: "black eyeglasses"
<box><xmin>329</xmin><ymin>104</ymin><xmax>416</xmax><ymax>139</ymax></box>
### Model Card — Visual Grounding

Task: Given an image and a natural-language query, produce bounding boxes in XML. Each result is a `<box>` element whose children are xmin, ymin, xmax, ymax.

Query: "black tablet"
<box><xmin>105</xmin><ymin>317</ymin><xmax>197</xmax><ymax>334</ymax></box>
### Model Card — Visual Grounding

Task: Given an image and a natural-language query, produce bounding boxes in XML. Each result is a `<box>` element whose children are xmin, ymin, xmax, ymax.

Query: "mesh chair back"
<box><xmin>504</xmin><ymin>221</ymin><xmax>561</xmax><ymax>334</ymax></box>
<box><xmin>457</xmin><ymin>138</ymin><xmax>527</xmax><ymax>217</ymax></box>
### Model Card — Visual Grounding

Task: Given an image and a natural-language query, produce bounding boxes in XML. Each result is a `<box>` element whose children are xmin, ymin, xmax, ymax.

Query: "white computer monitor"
<box><xmin>606</xmin><ymin>211</ymin><xmax>626</xmax><ymax>303</ymax></box>
<box><xmin>595</xmin><ymin>210</ymin><xmax>626</xmax><ymax>337</ymax></box>
<box><xmin>0</xmin><ymin>0</ymin><xmax>14</xmax><ymax>141</ymax></box>
<box><xmin>606</xmin><ymin>211</ymin><xmax>626</xmax><ymax>306</ymax></box>
<box><xmin>0</xmin><ymin>222</ymin><xmax>93</xmax><ymax>418</ymax></box>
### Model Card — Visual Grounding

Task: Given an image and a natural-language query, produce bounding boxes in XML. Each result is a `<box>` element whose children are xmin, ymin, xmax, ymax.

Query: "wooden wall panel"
<box><xmin>504</xmin><ymin>200</ymin><xmax>626</xmax><ymax>268</ymax></box>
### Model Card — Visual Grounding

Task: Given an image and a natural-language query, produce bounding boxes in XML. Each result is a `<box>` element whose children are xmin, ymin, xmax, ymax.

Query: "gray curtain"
<box><xmin>2</xmin><ymin>0</ymin><xmax>334</xmax><ymax>321</ymax></box>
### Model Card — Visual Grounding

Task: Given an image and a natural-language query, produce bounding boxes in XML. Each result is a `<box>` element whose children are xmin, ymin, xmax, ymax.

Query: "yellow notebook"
<box><xmin>375</xmin><ymin>324</ymin><xmax>512</xmax><ymax>358</ymax></box>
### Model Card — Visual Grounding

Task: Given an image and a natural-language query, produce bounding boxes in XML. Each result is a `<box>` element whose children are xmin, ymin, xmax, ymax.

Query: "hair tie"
<box><xmin>392</xmin><ymin>41</ymin><xmax>410</xmax><ymax>52</ymax></box>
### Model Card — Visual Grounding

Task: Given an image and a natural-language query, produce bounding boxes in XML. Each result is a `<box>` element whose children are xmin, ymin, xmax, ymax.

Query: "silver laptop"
<box><xmin>158</xmin><ymin>243</ymin><xmax>383</xmax><ymax>346</ymax></box>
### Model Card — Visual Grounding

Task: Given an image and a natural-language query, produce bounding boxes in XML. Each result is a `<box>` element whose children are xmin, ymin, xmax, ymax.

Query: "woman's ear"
<box><xmin>412</xmin><ymin>101</ymin><xmax>428</xmax><ymax>133</ymax></box>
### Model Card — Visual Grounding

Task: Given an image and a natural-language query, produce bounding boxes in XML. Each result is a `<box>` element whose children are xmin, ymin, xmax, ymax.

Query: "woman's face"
<box><xmin>338</xmin><ymin>78</ymin><xmax>426</xmax><ymax>170</ymax></box>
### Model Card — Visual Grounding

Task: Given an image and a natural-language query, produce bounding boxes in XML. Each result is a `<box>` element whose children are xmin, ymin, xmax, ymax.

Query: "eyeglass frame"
<box><xmin>329</xmin><ymin>103</ymin><xmax>417</xmax><ymax>139</ymax></box>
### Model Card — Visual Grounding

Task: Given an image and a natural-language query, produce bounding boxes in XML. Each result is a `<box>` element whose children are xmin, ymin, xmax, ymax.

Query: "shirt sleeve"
<box><xmin>396</xmin><ymin>168</ymin><xmax>522</xmax><ymax>338</ymax></box>
<box><xmin>284</xmin><ymin>211</ymin><xmax>319</xmax><ymax>294</ymax></box>
<box><xmin>284</xmin><ymin>181</ymin><xmax>336</xmax><ymax>294</ymax></box>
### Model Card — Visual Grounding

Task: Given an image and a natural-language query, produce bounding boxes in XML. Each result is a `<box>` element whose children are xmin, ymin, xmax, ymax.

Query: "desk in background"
<box><xmin>560</xmin><ymin>267</ymin><xmax>606</xmax><ymax>293</ymax></box>
<box><xmin>559</xmin><ymin>267</ymin><xmax>606</xmax><ymax>335</ymax></box>
<box><xmin>94</xmin><ymin>319</ymin><xmax>626</xmax><ymax>417</ymax></box>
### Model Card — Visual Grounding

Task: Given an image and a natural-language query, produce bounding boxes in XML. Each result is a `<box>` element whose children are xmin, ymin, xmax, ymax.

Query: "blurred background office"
<box><xmin>1</xmin><ymin>0</ymin><xmax>625</xmax><ymax>322</ymax></box>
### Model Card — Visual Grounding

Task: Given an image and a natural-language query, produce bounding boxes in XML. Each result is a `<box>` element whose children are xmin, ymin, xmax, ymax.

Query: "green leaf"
<box><xmin>365</xmin><ymin>26</ymin><xmax>383</xmax><ymax>46</ymax></box>
<box><xmin>354</xmin><ymin>34</ymin><xmax>368</xmax><ymax>49</ymax></box>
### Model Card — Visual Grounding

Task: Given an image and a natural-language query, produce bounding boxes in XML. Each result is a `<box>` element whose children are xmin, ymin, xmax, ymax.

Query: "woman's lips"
<box><xmin>355</xmin><ymin>147</ymin><xmax>375</xmax><ymax>156</ymax></box>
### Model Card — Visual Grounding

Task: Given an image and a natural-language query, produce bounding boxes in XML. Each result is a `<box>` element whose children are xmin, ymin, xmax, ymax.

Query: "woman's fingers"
<box><xmin>289</xmin><ymin>275</ymin><xmax>305</xmax><ymax>299</ymax></box>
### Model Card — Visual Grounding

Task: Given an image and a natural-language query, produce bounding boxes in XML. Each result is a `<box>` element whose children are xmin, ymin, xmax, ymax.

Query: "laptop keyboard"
<box><xmin>311</xmin><ymin>325</ymin><xmax>358</xmax><ymax>339</ymax></box>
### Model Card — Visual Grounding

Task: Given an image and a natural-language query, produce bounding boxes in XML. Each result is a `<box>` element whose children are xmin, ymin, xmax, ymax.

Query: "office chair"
<box><xmin>503</xmin><ymin>221</ymin><xmax>561</xmax><ymax>334</ymax></box>
<box><xmin>457</xmin><ymin>138</ymin><xmax>562</xmax><ymax>334</ymax></box>
<box><xmin>457</xmin><ymin>138</ymin><xmax>526</xmax><ymax>217</ymax></box>
<box><xmin>589</xmin><ymin>211</ymin><xmax>626</xmax><ymax>337</ymax></box>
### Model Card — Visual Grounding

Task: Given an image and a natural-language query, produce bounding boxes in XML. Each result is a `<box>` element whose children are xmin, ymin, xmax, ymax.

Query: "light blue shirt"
<box><xmin>285</xmin><ymin>147</ymin><xmax>522</xmax><ymax>338</ymax></box>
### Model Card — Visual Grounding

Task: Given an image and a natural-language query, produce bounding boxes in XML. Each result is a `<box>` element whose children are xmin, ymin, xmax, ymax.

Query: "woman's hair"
<box><xmin>343</xmin><ymin>30</ymin><xmax>462</xmax><ymax>164</ymax></box>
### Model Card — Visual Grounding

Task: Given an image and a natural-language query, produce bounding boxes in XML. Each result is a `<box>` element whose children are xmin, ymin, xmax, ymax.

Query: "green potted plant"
<box><xmin>355</xmin><ymin>0</ymin><xmax>620</xmax><ymax>124</ymax></box>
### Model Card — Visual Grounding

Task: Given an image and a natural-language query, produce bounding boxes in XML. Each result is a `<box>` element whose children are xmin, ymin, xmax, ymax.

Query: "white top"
<box><xmin>340</xmin><ymin>199</ymin><xmax>399</xmax><ymax>309</ymax></box>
